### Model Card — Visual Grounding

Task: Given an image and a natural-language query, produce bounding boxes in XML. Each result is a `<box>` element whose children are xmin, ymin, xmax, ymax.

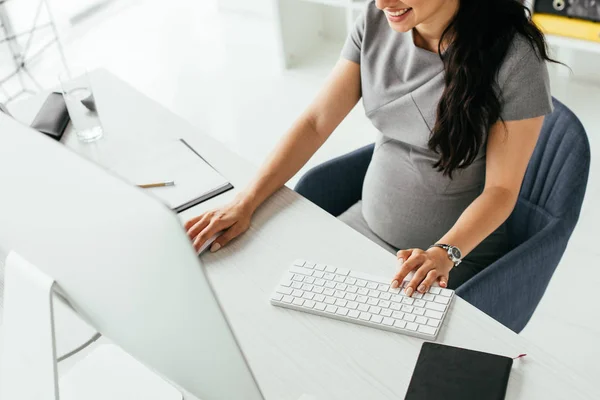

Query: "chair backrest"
<box><xmin>507</xmin><ymin>97</ymin><xmax>590</xmax><ymax>247</ymax></box>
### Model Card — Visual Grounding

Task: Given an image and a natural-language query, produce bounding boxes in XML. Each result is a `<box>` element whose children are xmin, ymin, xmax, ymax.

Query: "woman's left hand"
<box><xmin>391</xmin><ymin>247</ymin><xmax>454</xmax><ymax>296</ymax></box>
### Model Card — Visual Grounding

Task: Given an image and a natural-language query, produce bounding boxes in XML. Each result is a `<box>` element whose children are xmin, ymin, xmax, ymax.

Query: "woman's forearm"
<box><xmin>437</xmin><ymin>187</ymin><xmax>518</xmax><ymax>256</ymax></box>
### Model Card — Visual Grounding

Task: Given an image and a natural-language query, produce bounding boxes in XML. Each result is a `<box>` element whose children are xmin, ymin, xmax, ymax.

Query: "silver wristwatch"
<box><xmin>429</xmin><ymin>244</ymin><xmax>462</xmax><ymax>267</ymax></box>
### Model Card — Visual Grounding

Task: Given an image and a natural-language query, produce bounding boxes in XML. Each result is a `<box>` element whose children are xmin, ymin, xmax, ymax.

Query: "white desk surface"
<box><xmin>2</xmin><ymin>69</ymin><xmax>596</xmax><ymax>399</ymax></box>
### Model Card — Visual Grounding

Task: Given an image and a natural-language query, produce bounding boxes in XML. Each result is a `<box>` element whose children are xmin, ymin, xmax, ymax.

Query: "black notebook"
<box><xmin>405</xmin><ymin>342</ymin><xmax>513</xmax><ymax>400</ymax></box>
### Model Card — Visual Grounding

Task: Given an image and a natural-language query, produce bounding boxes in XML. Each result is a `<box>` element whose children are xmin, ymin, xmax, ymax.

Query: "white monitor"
<box><xmin>0</xmin><ymin>113</ymin><xmax>264</xmax><ymax>399</ymax></box>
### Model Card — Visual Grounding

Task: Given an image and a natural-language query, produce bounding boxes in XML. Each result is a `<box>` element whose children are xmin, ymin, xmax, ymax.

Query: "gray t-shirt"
<box><xmin>340</xmin><ymin>1</ymin><xmax>553</xmax><ymax>252</ymax></box>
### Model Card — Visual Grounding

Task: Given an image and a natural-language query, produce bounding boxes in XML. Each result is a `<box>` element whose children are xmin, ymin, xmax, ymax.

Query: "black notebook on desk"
<box><xmin>405</xmin><ymin>342</ymin><xmax>513</xmax><ymax>400</ymax></box>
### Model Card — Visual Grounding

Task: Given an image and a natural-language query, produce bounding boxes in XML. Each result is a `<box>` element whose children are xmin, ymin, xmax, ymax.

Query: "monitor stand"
<box><xmin>0</xmin><ymin>252</ymin><xmax>181</xmax><ymax>400</ymax></box>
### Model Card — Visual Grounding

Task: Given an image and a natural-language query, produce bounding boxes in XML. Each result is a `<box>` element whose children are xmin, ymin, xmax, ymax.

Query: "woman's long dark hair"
<box><xmin>430</xmin><ymin>0</ymin><xmax>556</xmax><ymax>177</ymax></box>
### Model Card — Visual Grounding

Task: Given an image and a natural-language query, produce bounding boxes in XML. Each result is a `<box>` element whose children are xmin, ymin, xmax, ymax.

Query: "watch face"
<box><xmin>451</xmin><ymin>247</ymin><xmax>462</xmax><ymax>260</ymax></box>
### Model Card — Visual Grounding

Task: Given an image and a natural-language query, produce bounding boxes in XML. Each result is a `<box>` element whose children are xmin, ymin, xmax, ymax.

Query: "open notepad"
<box><xmin>116</xmin><ymin>139</ymin><xmax>233</xmax><ymax>213</ymax></box>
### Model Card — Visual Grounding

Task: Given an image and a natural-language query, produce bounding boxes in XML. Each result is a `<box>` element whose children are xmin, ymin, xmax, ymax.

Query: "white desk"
<box><xmin>2</xmin><ymin>69</ymin><xmax>596</xmax><ymax>399</ymax></box>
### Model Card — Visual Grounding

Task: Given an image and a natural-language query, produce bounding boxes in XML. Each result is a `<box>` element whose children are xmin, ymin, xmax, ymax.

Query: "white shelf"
<box><xmin>546</xmin><ymin>34</ymin><xmax>600</xmax><ymax>55</ymax></box>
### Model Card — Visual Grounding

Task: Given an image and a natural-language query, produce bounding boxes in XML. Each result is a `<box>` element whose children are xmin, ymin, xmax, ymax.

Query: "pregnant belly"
<box><xmin>361</xmin><ymin>141</ymin><xmax>484</xmax><ymax>250</ymax></box>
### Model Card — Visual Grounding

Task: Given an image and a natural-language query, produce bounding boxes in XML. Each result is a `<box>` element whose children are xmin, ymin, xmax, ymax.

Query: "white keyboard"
<box><xmin>270</xmin><ymin>259</ymin><xmax>454</xmax><ymax>340</ymax></box>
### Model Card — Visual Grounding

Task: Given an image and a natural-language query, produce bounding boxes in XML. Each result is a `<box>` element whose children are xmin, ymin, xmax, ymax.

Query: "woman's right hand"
<box><xmin>185</xmin><ymin>194</ymin><xmax>256</xmax><ymax>253</ymax></box>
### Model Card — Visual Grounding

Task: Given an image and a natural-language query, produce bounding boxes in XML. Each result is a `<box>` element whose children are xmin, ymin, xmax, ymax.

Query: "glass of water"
<box><xmin>58</xmin><ymin>68</ymin><xmax>104</xmax><ymax>143</ymax></box>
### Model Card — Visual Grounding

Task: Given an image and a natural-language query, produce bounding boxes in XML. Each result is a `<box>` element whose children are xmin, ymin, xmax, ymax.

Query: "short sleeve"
<box><xmin>499</xmin><ymin>40</ymin><xmax>553</xmax><ymax>121</ymax></box>
<box><xmin>341</xmin><ymin>12</ymin><xmax>365</xmax><ymax>64</ymax></box>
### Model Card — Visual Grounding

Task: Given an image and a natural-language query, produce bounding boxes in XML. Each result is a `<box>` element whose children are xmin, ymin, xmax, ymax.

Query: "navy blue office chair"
<box><xmin>295</xmin><ymin>98</ymin><xmax>590</xmax><ymax>332</ymax></box>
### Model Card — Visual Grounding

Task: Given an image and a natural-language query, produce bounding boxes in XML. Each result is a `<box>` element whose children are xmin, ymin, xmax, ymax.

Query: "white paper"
<box><xmin>115</xmin><ymin>139</ymin><xmax>229</xmax><ymax>210</ymax></box>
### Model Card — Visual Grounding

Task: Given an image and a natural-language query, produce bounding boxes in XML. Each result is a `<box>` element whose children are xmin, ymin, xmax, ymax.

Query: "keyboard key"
<box><xmin>345</xmin><ymin>277</ymin><xmax>357</xmax><ymax>285</ymax></box>
<box><xmin>313</xmin><ymin>271</ymin><xmax>325</xmax><ymax>278</ymax></box>
<box><xmin>356</xmin><ymin>279</ymin><xmax>367</xmax><ymax>287</ymax></box>
<box><xmin>325</xmin><ymin>265</ymin><xmax>337</xmax><ymax>273</ymax></box>
<box><xmin>293</xmin><ymin>259</ymin><xmax>305</xmax><ymax>267</ymax></box>
<box><xmin>302</xmin><ymin>284</ymin><xmax>314</xmax><ymax>291</ymax></box>
<box><xmin>440</xmin><ymin>288</ymin><xmax>453</xmax><ymax>297</ymax></box>
<box><xmin>305</xmin><ymin>277</ymin><xmax>315</xmax><ymax>284</ymax></box>
<box><xmin>403</xmin><ymin>314</ymin><xmax>416</xmax><ymax>322</ymax></box>
<box><xmin>292</xmin><ymin>275</ymin><xmax>304</xmax><ymax>282</ymax></box>
<box><xmin>390</xmin><ymin>302</ymin><xmax>402</xmax><ymax>311</ymax></box>
<box><xmin>292</xmin><ymin>298</ymin><xmax>305</xmax><ymax>306</ymax></box>
<box><xmin>290</xmin><ymin>266</ymin><xmax>313</xmax><ymax>276</ymax></box>
<box><xmin>312</xmin><ymin>286</ymin><xmax>324</xmax><ymax>294</ymax></box>
<box><xmin>344</xmin><ymin>293</ymin><xmax>357</xmax><ymax>301</ymax></box>
<box><xmin>427</xmin><ymin>319</ymin><xmax>440</xmax><ymax>328</ymax></box>
<box><xmin>371</xmin><ymin>315</ymin><xmax>383</xmax><ymax>324</ymax></box>
<box><xmin>359</xmin><ymin>312</ymin><xmax>371</xmax><ymax>321</ymax></box>
<box><xmin>358</xmin><ymin>304</ymin><xmax>370</xmax><ymax>312</ymax></box>
<box><xmin>425</xmin><ymin>310</ymin><xmax>443</xmax><ymax>320</ymax></box>
<box><xmin>425</xmin><ymin>302</ymin><xmax>446</xmax><ymax>312</ymax></box>
<box><xmin>324</xmin><ymin>297</ymin><xmax>336</xmax><ymax>305</ymax></box>
<box><xmin>323</xmin><ymin>288</ymin><xmax>335</xmax><ymax>296</ymax></box>
<box><xmin>314</xmin><ymin>294</ymin><xmax>325</xmax><ymax>302</ymax></box>
<box><xmin>369</xmin><ymin>306</ymin><xmax>381</xmax><ymax>315</ymax></box>
<box><xmin>348</xmin><ymin>310</ymin><xmax>360</xmax><ymax>319</ymax></box>
<box><xmin>402</xmin><ymin>297</ymin><xmax>414</xmax><ymax>305</ymax></box>
<box><xmin>292</xmin><ymin>289</ymin><xmax>303</xmax><ymax>297</ymax></box>
<box><xmin>335</xmin><ymin>283</ymin><xmax>348</xmax><ymax>290</ymax></box>
<box><xmin>393</xmin><ymin>320</ymin><xmax>406</xmax><ymax>329</ymax></box>
<box><xmin>336</xmin><ymin>307</ymin><xmax>349</xmax><ymax>316</ymax></box>
<box><xmin>435</xmin><ymin>295</ymin><xmax>450</xmax><ymax>305</ymax></box>
<box><xmin>367</xmin><ymin>282</ymin><xmax>379</xmax><ymax>290</ymax></box>
<box><xmin>306</xmin><ymin>262</ymin><xmax>316</xmax><ymax>268</ymax></box>
<box><xmin>336</xmin><ymin>268</ymin><xmax>350</xmax><ymax>276</ymax></box>
<box><xmin>413</xmin><ymin>307</ymin><xmax>425</xmax><ymax>316</ymax></box>
<box><xmin>406</xmin><ymin>322</ymin><xmax>418</xmax><ymax>331</ymax></box>
<box><xmin>414</xmin><ymin>299</ymin><xmax>426</xmax><ymax>308</ymax></box>
<box><xmin>418</xmin><ymin>325</ymin><xmax>436</xmax><ymax>335</ymax></box>
<box><xmin>315</xmin><ymin>264</ymin><xmax>326</xmax><ymax>271</ymax></box>
<box><xmin>401</xmin><ymin>305</ymin><xmax>414</xmax><ymax>313</ymax></box>
<box><xmin>369</xmin><ymin>290</ymin><xmax>380</xmax><ymax>298</ymax></box>
<box><xmin>313</xmin><ymin>278</ymin><xmax>325</xmax><ymax>286</ymax></box>
<box><xmin>346</xmin><ymin>301</ymin><xmax>358</xmax><ymax>310</ymax></box>
<box><xmin>334</xmin><ymin>290</ymin><xmax>345</xmax><ymax>298</ymax></box>
<box><xmin>280</xmin><ymin>280</ymin><xmax>292</xmax><ymax>287</ymax></box>
<box><xmin>358</xmin><ymin>288</ymin><xmax>369</xmax><ymax>296</ymax></box>
<box><xmin>378</xmin><ymin>300</ymin><xmax>391</xmax><ymax>308</ymax></box>
<box><xmin>379</xmin><ymin>292</ymin><xmax>392</xmax><ymax>301</ymax></box>
<box><xmin>412</xmin><ymin>292</ymin><xmax>423</xmax><ymax>299</ymax></box>
<box><xmin>325</xmin><ymin>281</ymin><xmax>336</xmax><ymax>289</ymax></box>
<box><xmin>314</xmin><ymin>302</ymin><xmax>326</xmax><ymax>311</ymax></box>
<box><xmin>347</xmin><ymin>286</ymin><xmax>358</xmax><ymax>294</ymax></box>
<box><xmin>415</xmin><ymin>316</ymin><xmax>428</xmax><ymax>325</ymax></box>
<box><xmin>324</xmin><ymin>273</ymin><xmax>335</xmax><ymax>281</ymax></box>
<box><xmin>392</xmin><ymin>311</ymin><xmax>404</xmax><ymax>320</ymax></box>
<box><xmin>304</xmin><ymin>300</ymin><xmax>316</xmax><ymax>308</ymax></box>
<box><xmin>333</xmin><ymin>275</ymin><xmax>345</xmax><ymax>283</ymax></box>
<box><xmin>302</xmin><ymin>292</ymin><xmax>315</xmax><ymax>300</ymax></box>
<box><xmin>389</xmin><ymin>287</ymin><xmax>401</xmax><ymax>294</ymax></box>
<box><xmin>335</xmin><ymin>299</ymin><xmax>347</xmax><ymax>307</ymax></box>
<box><xmin>429</xmin><ymin>287</ymin><xmax>441</xmax><ymax>295</ymax></box>
<box><xmin>391</xmin><ymin>295</ymin><xmax>404</xmax><ymax>303</ymax></box>
<box><xmin>383</xmin><ymin>317</ymin><xmax>395</xmax><ymax>326</ymax></box>
<box><xmin>325</xmin><ymin>305</ymin><xmax>338</xmax><ymax>313</ymax></box>
<box><xmin>381</xmin><ymin>309</ymin><xmax>393</xmax><ymax>317</ymax></box>
<box><xmin>356</xmin><ymin>295</ymin><xmax>368</xmax><ymax>303</ymax></box>
<box><xmin>423</xmin><ymin>293</ymin><xmax>435</xmax><ymax>301</ymax></box>
<box><xmin>378</xmin><ymin>284</ymin><xmax>390</xmax><ymax>291</ymax></box>
<box><xmin>367</xmin><ymin>298</ymin><xmax>379</xmax><ymax>306</ymax></box>
<box><xmin>277</xmin><ymin>287</ymin><xmax>293</xmax><ymax>295</ymax></box>
<box><xmin>272</xmin><ymin>293</ymin><xmax>284</xmax><ymax>301</ymax></box>
<box><xmin>291</xmin><ymin>282</ymin><xmax>303</xmax><ymax>289</ymax></box>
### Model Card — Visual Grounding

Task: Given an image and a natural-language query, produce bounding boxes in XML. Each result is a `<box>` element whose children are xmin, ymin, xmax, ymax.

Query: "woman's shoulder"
<box><xmin>497</xmin><ymin>33</ymin><xmax>547</xmax><ymax>86</ymax></box>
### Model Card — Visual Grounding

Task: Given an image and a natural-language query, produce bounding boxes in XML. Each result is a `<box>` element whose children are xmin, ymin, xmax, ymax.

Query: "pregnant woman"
<box><xmin>186</xmin><ymin>0</ymin><xmax>554</xmax><ymax>296</ymax></box>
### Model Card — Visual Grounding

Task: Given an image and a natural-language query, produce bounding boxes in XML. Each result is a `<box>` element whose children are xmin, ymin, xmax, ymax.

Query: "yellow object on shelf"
<box><xmin>532</xmin><ymin>14</ymin><xmax>600</xmax><ymax>44</ymax></box>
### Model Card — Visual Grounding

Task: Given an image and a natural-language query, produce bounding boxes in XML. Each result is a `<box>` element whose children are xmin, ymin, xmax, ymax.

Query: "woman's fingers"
<box><xmin>416</xmin><ymin>269</ymin><xmax>439</xmax><ymax>294</ymax></box>
<box><xmin>192</xmin><ymin>219</ymin><xmax>229</xmax><ymax>252</ymax></box>
<box><xmin>405</xmin><ymin>261</ymin><xmax>435</xmax><ymax>296</ymax></box>
<box><xmin>184</xmin><ymin>214</ymin><xmax>203</xmax><ymax>231</ymax></box>
<box><xmin>438</xmin><ymin>274</ymin><xmax>449</xmax><ymax>288</ymax></box>
<box><xmin>209</xmin><ymin>221</ymin><xmax>249</xmax><ymax>252</ymax></box>
<box><xmin>391</xmin><ymin>249</ymin><xmax>424</xmax><ymax>288</ymax></box>
<box><xmin>187</xmin><ymin>212</ymin><xmax>213</xmax><ymax>240</ymax></box>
